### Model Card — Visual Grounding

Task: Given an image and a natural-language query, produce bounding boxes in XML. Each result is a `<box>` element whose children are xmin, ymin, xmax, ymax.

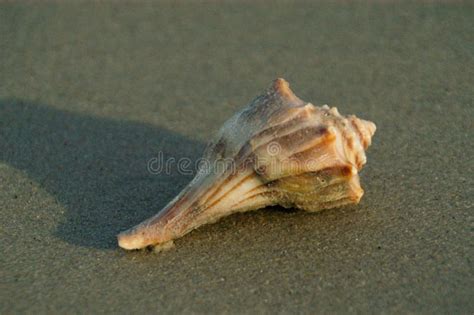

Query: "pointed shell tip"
<box><xmin>272</xmin><ymin>78</ymin><xmax>295</xmax><ymax>100</ymax></box>
<box><xmin>117</xmin><ymin>231</ymin><xmax>144</xmax><ymax>250</ymax></box>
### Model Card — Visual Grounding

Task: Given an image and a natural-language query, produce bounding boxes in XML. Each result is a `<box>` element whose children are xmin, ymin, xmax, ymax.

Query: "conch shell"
<box><xmin>118</xmin><ymin>78</ymin><xmax>376</xmax><ymax>250</ymax></box>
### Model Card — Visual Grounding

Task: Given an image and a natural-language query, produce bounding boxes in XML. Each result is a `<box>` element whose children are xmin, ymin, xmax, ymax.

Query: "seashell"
<box><xmin>118</xmin><ymin>78</ymin><xmax>376</xmax><ymax>250</ymax></box>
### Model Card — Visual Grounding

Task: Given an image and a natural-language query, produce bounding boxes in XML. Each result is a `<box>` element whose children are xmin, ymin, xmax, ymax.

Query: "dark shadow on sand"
<box><xmin>0</xmin><ymin>99</ymin><xmax>204</xmax><ymax>249</ymax></box>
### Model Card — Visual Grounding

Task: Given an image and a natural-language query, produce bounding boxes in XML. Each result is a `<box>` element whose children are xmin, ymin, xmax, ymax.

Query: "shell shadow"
<box><xmin>0</xmin><ymin>99</ymin><xmax>204</xmax><ymax>249</ymax></box>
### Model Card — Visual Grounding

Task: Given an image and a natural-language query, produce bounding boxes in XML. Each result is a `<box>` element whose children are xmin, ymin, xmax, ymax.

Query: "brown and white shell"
<box><xmin>118</xmin><ymin>78</ymin><xmax>376</xmax><ymax>250</ymax></box>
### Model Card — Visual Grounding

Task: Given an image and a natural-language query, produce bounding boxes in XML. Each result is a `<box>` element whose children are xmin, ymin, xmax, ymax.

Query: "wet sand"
<box><xmin>1</xmin><ymin>2</ymin><xmax>473</xmax><ymax>314</ymax></box>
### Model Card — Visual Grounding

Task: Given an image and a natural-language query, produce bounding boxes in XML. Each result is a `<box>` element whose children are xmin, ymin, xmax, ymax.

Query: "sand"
<box><xmin>1</xmin><ymin>2</ymin><xmax>473</xmax><ymax>314</ymax></box>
